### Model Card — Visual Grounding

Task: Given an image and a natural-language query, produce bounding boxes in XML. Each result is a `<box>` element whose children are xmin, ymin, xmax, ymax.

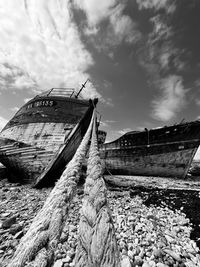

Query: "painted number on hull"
<box><xmin>27</xmin><ymin>100</ymin><xmax>55</xmax><ymax>109</ymax></box>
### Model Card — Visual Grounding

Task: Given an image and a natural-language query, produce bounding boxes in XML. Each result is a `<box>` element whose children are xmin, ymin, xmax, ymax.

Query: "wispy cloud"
<box><xmin>74</xmin><ymin>0</ymin><xmax>141</xmax><ymax>52</ymax></box>
<box><xmin>136</xmin><ymin>2</ymin><xmax>189</xmax><ymax>122</ymax></box>
<box><xmin>0</xmin><ymin>0</ymin><xmax>101</xmax><ymax>99</ymax></box>
<box><xmin>140</xmin><ymin>15</ymin><xmax>177</xmax><ymax>74</ymax></box>
<box><xmin>0</xmin><ymin>64</ymin><xmax>13</xmax><ymax>77</ymax></box>
<box><xmin>152</xmin><ymin>75</ymin><xmax>187</xmax><ymax>121</ymax></box>
<box><xmin>136</xmin><ymin>0</ymin><xmax>176</xmax><ymax>14</ymax></box>
<box><xmin>108</xmin><ymin>4</ymin><xmax>141</xmax><ymax>46</ymax></box>
<box><xmin>74</xmin><ymin>0</ymin><xmax>116</xmax><ymax>28</ymax></box>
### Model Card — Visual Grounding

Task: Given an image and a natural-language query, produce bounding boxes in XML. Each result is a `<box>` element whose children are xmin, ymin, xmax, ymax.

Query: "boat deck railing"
<box><xmin>39</xmin><ymin>88</ymin><xmax>77</xmax><ymax>98</ymax></box>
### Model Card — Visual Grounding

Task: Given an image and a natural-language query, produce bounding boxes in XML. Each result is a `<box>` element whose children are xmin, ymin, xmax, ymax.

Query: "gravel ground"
<box><xmin>0</xmin><ymin>178</ymin><xmax>200</xmax><ymax>267</ymax></box>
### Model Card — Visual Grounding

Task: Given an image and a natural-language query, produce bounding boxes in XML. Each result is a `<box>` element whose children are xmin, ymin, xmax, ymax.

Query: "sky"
<box><xmin>1</xmin><ymin>0</ymin><xmax>200</xmax><ymax>157</ymax></box>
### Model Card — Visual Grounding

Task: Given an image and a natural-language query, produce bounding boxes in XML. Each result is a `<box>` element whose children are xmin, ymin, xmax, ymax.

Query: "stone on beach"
<box><xmin>0</xmin><ymin>178</ymin><xmax>200</xmax><ymax>267</ymax></box>
<box><xmin>2</xmin><ymin>215</ymin><xmax>17</xmax><ymax>229</ymax></box>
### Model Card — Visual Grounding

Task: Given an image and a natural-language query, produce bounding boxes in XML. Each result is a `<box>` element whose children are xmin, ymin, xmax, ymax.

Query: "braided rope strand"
<box><xmin>8</xmin><ymin>111</ymin><xmax>95</xmax><ymax>267</ymax></box>
<box><xmin>75</xmin><ymin>110</ymin><xmax>120</xmax><ymax>267</ymax></box>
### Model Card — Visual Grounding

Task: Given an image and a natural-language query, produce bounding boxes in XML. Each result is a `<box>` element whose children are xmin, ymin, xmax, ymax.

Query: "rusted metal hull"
<box><xmin>0</xmin><ymin>92</ymin><xmax>96</xmax><ymax>185</ymax></box>
<box><xmin>100</xmin><ymin>121</ymin><xmax>200</xmax><ymax>179</ymax></box>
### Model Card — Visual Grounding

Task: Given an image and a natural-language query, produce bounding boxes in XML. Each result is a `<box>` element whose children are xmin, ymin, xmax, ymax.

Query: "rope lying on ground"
<box><xmin>75</xmin><ymin>110</ymin><xmax>120</xmax><ymax>267</ymax></box>
<box><xmin>8</xmin><ymin>112</ymin><xmax>95</xmax><ymax>267</ymax></box>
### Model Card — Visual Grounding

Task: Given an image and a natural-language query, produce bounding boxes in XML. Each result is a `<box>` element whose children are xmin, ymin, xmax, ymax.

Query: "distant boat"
<box><xmin>99</xmin><ymin>121</ymin><xmax>200</xmax><ymax>179</ymax></box>
<box><xmin>0</xmin><ymin>86</ymin><xmax>97</xmax><ymax>186</ymax></box>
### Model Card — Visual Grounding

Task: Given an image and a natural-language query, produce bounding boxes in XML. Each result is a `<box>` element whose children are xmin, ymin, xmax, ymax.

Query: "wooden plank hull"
<box><xmin>0</xmin><ymin>91</ymin><xmax>96</xmax><ymax>185</ymax></box>
<box><xmin>0</xmin><ymin>139</ymin><xmax>54</xmax><ymax>183</ymax></box>
<box><xmin>100</xmin><ymin>121</ymin><xmax>200</xmax><ymax>179</ymax></box>
<box><xmin>35</xmin><ymin>104</ymin><xmax>94</xmax><ymax>187</ymax></box>
<box><xmin>100</xmin><ymin>144</ymin><xmax>198</xmax><ymax>178</ymax></box>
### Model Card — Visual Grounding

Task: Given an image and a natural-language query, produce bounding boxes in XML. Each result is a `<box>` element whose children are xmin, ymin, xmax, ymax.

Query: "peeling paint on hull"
<box><xmin>0</xmin><ymin>90</ymin><xmax>95</xmax><ymax>185</ymax></box>
<box><xmin>100</xmin><ymin>121</ymin><xmax>200</xmax><ymax>179</ymax></box>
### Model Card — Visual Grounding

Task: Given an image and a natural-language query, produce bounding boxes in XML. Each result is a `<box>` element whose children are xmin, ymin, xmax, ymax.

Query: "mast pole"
<box><xmin>75</xmin><ymin>79</ymin><xmax>90</xmax><ymax>98</ymax></box>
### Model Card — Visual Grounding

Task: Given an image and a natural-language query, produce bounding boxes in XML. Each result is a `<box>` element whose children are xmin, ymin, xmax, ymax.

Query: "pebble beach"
<box><xmin>0</xmin><ymin>178</ymin><xmax>200</xmax><ymax>267</ymax></box>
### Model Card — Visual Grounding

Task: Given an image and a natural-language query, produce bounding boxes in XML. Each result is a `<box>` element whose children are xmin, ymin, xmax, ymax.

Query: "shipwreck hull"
<box><xmin>0</xmin><ymin>88</ymin><xmax>96</xmax><ymax>185</ymax></box>
<box><xmin>1</xmin><ymin>95</ymin><xmax>91</xmax><ymax>151</ymax></box>
<box><xmin>100</xmin><ymin>121</ymin><xmax>200</xmax><ymax>179</ymax></box>
<box><xmin>101</xmin><ymin>144</ymin><xmax>198</xmax><ymax>179</ymax></box>
<box><xmin>0</xmin><ymin>139</ymin><xmax>54</xmax><ymax>183</ymax></box>
<box><xmin>35</xmin><ymin>103</ymin><xmax>94</xmax><ymax>187</ymax></box>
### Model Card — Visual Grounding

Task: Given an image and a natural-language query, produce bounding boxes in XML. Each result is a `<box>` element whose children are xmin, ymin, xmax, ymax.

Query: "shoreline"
<box><xmin>104</xmin><ymin>174</ymin><xmax>200</xmax><ymax>191</ymax></box>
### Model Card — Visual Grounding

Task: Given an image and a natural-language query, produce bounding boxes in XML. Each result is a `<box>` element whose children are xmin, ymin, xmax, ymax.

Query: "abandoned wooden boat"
<box><xmin>0</xmin><ymin>87</ymin><xmax>97</xmax><ymax>186</ymax></box>
<box><xmin>99</xmin><ymin>120</ymin><xmax>200</xmax><ymax>179</ymax></box>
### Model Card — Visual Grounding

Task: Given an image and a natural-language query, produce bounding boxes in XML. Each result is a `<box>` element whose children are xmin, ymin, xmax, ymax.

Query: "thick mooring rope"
<box><xmin>8</xmin><ymin>112</ymin><xmax>95</xmax><ymax>267</ymax></box>
<box><xmin>74</xmin><ymin>111</ymin><xmax>120</xmax><ymax>267</ymax></box>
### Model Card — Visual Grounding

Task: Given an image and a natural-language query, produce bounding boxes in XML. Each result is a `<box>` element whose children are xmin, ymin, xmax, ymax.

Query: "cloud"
<box><xmin>137</xmin><ymin>11</ymin><xmax>188</xmax><ymax>121</ymax></box>
<box><xmin>152</xmin><ymin>75</ymin><xmax>187</xmax><ymax>121</ymax></box>
<box><xmin>146</xmin><ymin>15</ymin><xmax>177</xmax><ymax>72</ymax></box>
<box><xmin>0</xmin><ymin>116</ymin><xmax>8</xmax><ymax>131</ymax></box>
<box><xmin>0</xmin><ymin>0</ymin><xmax>101</xmax><ymax>99</ymax></box>
<box><xmin>74</xmin><ymin>0</ymin><xmax>141</xmax><ymax>51</ymax></box>
<box><xmin>74</xmin><ymin>0</ymin><xmax>116</xmax><ymax>27</ymax></box>
<box><xmin>136</xmin><ymin>0</ymin><xmax>176</xmax><ymax>14</ymax></box>
<box><xmin>14</xmin><ymin>75</ymin><xmax>37</xmax><ymax>90</ymax></box>
<box><xmin>0</xmin><ymin>64</ymin><xmax>13</xmax><ymax>77</ymax></box>
<box><xmin>108</xmin><ymin>4</ymin><xmax>141</xmax><ymax>46</ymax></box>
<box><xmin>138</xmin><ymin>7</ymin><xmax>189</xmax><ymax>77</ymax></box>
<box><xmin>138</xmin><ymin>15</ymin><xmax>176</xmax><ymax>80</ymax></box>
